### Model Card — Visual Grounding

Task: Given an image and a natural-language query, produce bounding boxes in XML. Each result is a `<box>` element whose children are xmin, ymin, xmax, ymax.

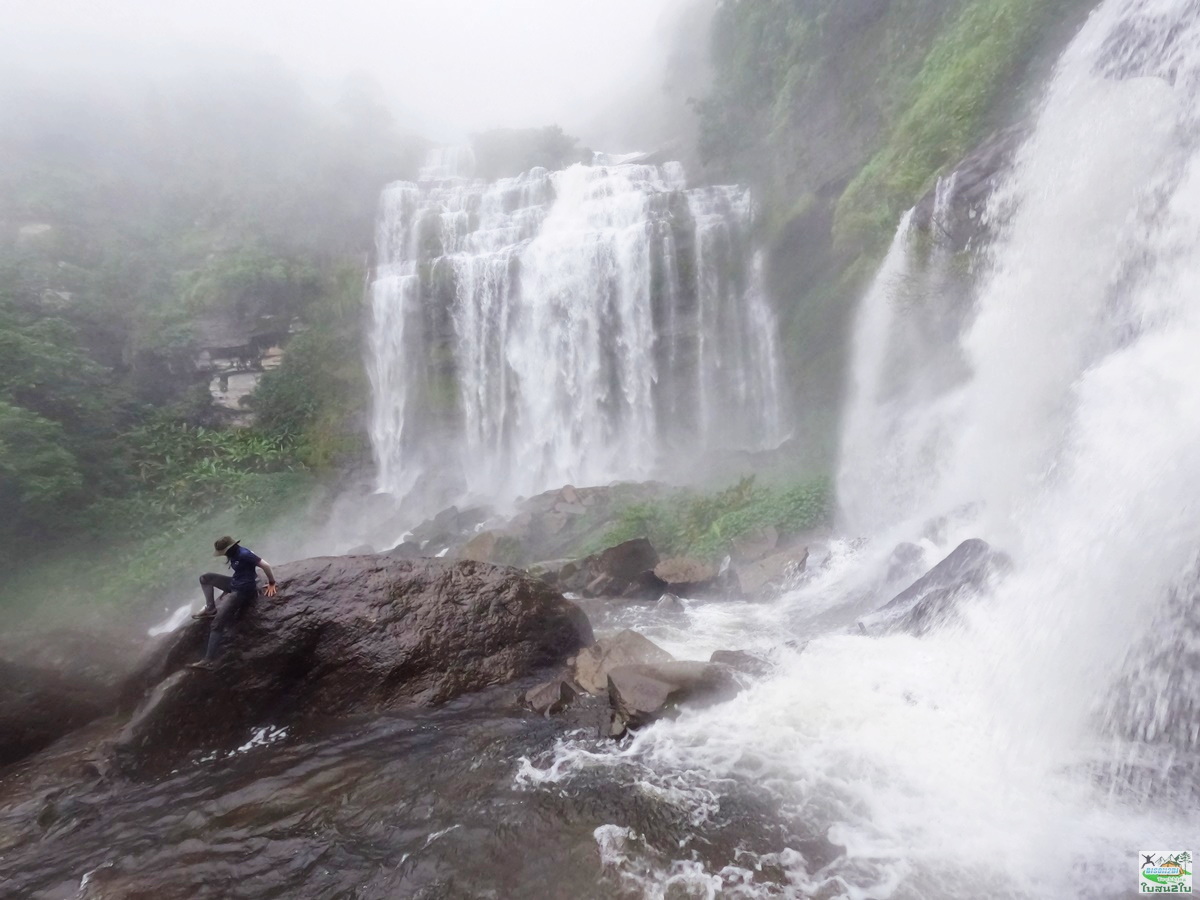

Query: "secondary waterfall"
<box><xmin>522</xmin><ymin>1</ymin><xmax>1200</xmax><ymax>896</ymax></box>
<box><xmin>368</xmin><ymin>153</ymin><xmax>783</xmax><ymax>504</ymax></box>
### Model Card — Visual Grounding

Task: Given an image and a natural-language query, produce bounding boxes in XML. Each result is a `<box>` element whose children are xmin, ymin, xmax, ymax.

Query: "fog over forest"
<box><xmin>3</xmin><ymin>1</ymin><xmax>1198</xmax><ymax>897</ymax></box>
<box><xmin>2</xmin><ymin>0</ymin><xmax>705</xmax><ymax>144</ymax></box>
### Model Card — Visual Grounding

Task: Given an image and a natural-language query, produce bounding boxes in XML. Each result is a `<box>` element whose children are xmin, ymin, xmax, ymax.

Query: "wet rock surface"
<box><xmin>114</xmin><ymin>555</ymin><xmax>593</xmax><ymax>773</ymax></box>
<box><xmin>0</xmin><ymin>546</ymin><xmax>833</xmax><ymax>899</ymax></box>
<box><xmin>0</xmin><ymin>660</ymin><xmax>112</xmax><ymax>768</ymax></box>
<box><xmin>0</xmin><ymin>630</ymin><xmax>140</xmax><ymax>768</ymax></box>
<box><xmin>858</xmin><ymin>538</ymin><xmax>1012</xmax><ymax>636</ymax></box>
<box><xmin>607</xmin><ymin>661</ymin><xmax>741</xmax><ymax>737</ymax></box>
<box><xmin>652</xmin><ymin>557</ymin><xmax>718</xmax><ymax>595</ymax></box>
<box><xmin>561</xmin><ymin>537</ymin><xmax>661</xmax><ymax>598</ymax></box>
<box><xmin>912</xmin><ymin>125</ymin><xmax>1027</xmax><ymax>252</ymax></box>
<box><xmin>710</xmin><ymin>649</ymin><xmax>775</xmax><ymax>678</ymax></box>
<box><xmin>570</xmin><ymin>628</ymin><xmax>674</xmax><ymax>694</ymax></box>
<box><xmin>731</xmin><ymin>545</ymin><xmax>810</xmax><ymax>598</ymax></box>
<box><xmin>0</xmin><ymin>680</ymin><xmax>830</xmax><ymax>900</ymax></box>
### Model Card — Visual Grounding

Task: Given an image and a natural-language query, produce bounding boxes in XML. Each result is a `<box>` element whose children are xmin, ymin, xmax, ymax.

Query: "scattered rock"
<box><xmin>732</xmin><ymin>526</ymin><xmax>779</xmax><ymax>563</ymax></box>
<box><xmin>115</xmin><ymin>556</ymin><xmax>594</xmax><ymax>774</ymax></box>
<box><xmin>410</xmin><ymin>506</ymin><xmax>493</xmax><ymax>552</ymax></box>
<box><xmin>709</xmin><ymin>649</ymin><xmax>774</xmax><ymax>677</ymax></box>
<box><xmin>562</xmin><ymin>538</ymin><xmax>660</xmax><ymax>598</ymax></box>
<box><xmin>607</xmin><ymin>662</ymin><xmax>741</xmax><ymax>737</ymax></box>
<box><xmin>570</xmin><ymin>629</ymin><xmax>674</xmax><ymax>694</ymax></box>
<box><xmin>461</xmin><ymin>530</ymin><xmax>498</xmax><ymax>562</ymax></box>
<box><xmin>886</xmin><ymin>542</ymin><xmax>926</xmax><ymax>584</ymax></box>
<box><xmin>523</xmin><ymin>677</ymin><xmax>581</xmax><ymax>716</ymax></box>
<box><xmin>528</xmin><ymin>558</ymin><xmax>579</xmax><ymax>588</ymax></box>
<box><xmin>385</xmin><ymin>540</ymin><xmax>422</xmax><ymax>559</ymax></box>
<box><xmin>655</xmin><ymin>593</ymin><xmax>686</xmax><ymax>615</ymax></box>
<box><xmin>858</xmin><ymin>539</ymin><xmax>1012</xmax><ymax>637</ymax></box>
<box><xmin>653</xmin><ymin>557</ymin><xmax>717</xmax><ymax>595</ymax></box>
<box><xmin>732</xmin><ymin>546</ymin><xmax>810</xmax><ymax>598</ymax></box>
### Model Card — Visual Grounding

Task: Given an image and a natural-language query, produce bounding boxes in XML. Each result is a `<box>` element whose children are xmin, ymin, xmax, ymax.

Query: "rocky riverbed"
<box><xmin>0</xmin><ymin>514</ymin><xmax>1000</xmax><ymax>899</ymax></box>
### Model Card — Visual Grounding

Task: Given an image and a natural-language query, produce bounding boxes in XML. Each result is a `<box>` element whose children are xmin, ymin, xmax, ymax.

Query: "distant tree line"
<box><xmin>0</xmin><ymin>56</ymin><xmax>426</xmax><ymax>558</ymax></box>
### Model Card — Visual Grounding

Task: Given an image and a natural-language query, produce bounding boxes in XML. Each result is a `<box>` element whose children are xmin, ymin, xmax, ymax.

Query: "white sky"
<box><xmin>4</xmin><ymin>0</ymin><xmax>691</xmax><ymax>140</ymax></box>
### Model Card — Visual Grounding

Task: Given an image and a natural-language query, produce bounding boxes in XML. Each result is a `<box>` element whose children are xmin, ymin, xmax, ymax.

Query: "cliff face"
<box><xmin>695</xmin><ymin>0</ymin><xmax>1098</xmax><ymax>464</ymax></box>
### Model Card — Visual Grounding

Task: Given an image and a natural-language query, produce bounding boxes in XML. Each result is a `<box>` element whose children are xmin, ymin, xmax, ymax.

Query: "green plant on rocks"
<box><xmin>585</xmin><ymin>476</ymin><xmax>832</xmax><ymax>563</ymax></box>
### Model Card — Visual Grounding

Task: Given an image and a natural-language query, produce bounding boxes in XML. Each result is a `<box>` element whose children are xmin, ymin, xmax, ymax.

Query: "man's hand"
<box><xmin>258</xmin><ymin>560</ymin><xmax>277</xmax><ymax>598</ymax></box>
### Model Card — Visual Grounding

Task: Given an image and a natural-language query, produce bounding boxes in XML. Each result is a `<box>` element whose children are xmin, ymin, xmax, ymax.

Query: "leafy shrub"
<box><xmin>586</xmin><ymin>476</ymin><xmax>832</xmax><ymax>562</ymax></box>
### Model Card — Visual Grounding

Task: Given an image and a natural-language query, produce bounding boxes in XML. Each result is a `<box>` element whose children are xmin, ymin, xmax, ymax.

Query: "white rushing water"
<box><xmin>368</xmin><ymin>154</ymin><xmax>784</xmax><ymax>506</ymax></box>
<box><xmin>522</xmin><ymin>1</ymin><xmax>1200</xmax><ymax>896</ymax></box>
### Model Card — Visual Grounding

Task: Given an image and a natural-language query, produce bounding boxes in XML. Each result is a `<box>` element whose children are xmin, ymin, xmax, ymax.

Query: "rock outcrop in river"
<box><xmin>102</xmin><ymin>556</ymin><xmax>592</xmax><ymax>774</ymax></box>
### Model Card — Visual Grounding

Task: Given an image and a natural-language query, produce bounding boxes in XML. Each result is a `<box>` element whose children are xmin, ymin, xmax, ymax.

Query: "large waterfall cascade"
<box><xmin>523</xmin><ymin>1</ymin><xmax>1200</xmax><ymax>896</ymax></box>
<box><xmin>368</xmin><ymin>150</ymin><xmax>784</xmax><ymax>505</ymax></box>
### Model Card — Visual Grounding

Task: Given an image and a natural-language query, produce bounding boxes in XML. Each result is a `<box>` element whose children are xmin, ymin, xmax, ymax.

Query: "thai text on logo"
<box><xmin>1141</xmin><ymin>851</ymin><xmax>1192</xmax><ymax>893</ymax></box>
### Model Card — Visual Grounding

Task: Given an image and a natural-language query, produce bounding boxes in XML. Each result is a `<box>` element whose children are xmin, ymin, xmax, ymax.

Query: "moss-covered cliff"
<box><xmin>696</xmin><ymin>0</ymin><xmax>1097</xmax><ymax>464</ymax></box>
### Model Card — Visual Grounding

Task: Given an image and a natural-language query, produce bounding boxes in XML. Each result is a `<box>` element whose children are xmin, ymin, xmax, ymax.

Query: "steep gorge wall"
<box><xmin>696</xmin><ymin>0</ymin><xmax>1098</xmax><ymax>465</ymax></box>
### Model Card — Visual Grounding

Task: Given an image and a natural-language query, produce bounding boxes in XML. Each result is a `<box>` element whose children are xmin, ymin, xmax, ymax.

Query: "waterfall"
<box><xmin>527</xmin><ymin>2</ymin><xmax>1200</xmax><ymax>896</ymax></box>
<box><xmin>368</xmin><ymin>156</ymin><xmax>785</xmax><ymax>505</ymax></box>
<box><xmin>831</xmin><ymin>0</ymin><xmax>1200</xmax><ymax>879</ymax></box>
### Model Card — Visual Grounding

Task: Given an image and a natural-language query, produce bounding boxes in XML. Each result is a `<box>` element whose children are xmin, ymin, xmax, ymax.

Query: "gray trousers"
<box><xmin>198</xmin><ymin>572</ymin><xmax>258</xmax><ymax>661</ymax></box>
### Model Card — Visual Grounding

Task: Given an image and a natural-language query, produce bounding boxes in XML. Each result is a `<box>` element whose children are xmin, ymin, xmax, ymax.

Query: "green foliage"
<box><xmin>699</xmin><ymin>0</ymin><xmax>1090</xmax><ymax>246</ymax></box>
<box><xmin>0</xmin><ymin>401</ymin><xmax>83</xmax><ymax>527</ymax></box>
<box><xmin>834</xmin><ymin>0</ymin><xmax>1057</xmax><ymax>248</ymax></box>
<box><xmin>586</xmin><ymin>476</ymin><xmax>832</xmax><ymax>562</ymax></box>
<box><xmin>110</xmin><ymin>417</ymin><xmax>301</xmax><ymax>521</ymax></box>
<box><xmin>178</xmin><ymin>248</ymin><xmax>321</xmax><ymax>318</ymax></box>
<box><xmin>247</xmin><ymin>261</ymin><xmax>368</xmax><ymax>467</ymax></box>
<box><xmin>0</xmin><ymin>60</ymin><xmax>412</xmax><ymax>565</ymax></box>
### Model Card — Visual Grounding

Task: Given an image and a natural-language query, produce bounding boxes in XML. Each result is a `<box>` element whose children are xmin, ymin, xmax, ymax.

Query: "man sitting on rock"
<box><xmin>188</xmin><ymin>536</ymin><xmax>277</xmax><ymax>671</ymax></box>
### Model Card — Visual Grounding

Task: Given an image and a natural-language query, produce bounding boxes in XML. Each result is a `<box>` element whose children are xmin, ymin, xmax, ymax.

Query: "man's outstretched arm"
<box><xmin>258</xmin><ymin>560</ymin><xmax>278</xmax><ymax>597</ymax></box>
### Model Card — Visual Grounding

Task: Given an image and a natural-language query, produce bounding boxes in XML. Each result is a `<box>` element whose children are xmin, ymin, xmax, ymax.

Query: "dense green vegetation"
<box><xmin>0</xmin><ymin>58</ymin><xmax>422</xmax><ymax>587</ymax></box>
<box><xmin>695</xmin><ymin>0</ymin><xmax>1093</xmax><ymax>462</ymax></box>
<box><xmin>586</xmin><ymin>476</ymin><xmax>832</xmax><ymax>562</ymax></box>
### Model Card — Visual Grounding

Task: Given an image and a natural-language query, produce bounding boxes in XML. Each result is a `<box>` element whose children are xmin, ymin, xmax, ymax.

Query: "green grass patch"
<box><xmin>834</xmin><ymin>0</ymin><xmax>1058</xmax><ymax>250</ymax></box>
<box><xmin>582</xmin><ymin>475</ymin><xmax>832</xmax><ymax>562</ymax></box>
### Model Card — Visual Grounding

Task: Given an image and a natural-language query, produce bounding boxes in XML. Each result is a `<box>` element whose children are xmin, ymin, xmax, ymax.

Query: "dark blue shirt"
<box><xmin>227</xmin><ymin>545</ymin><xmax>262</xmax><ymax>593</ymax></box>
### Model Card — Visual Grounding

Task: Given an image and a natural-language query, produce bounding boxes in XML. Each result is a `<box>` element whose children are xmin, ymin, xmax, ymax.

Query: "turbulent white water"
<box><xmin>522</xmin><ymin>1</ymin><xmax>1200</xmax><ymax>896</ymax></box>
<box><xmin>368</xmin><ymin>153</ymin><xmax>784</xmax><ymax>505</ymax></box>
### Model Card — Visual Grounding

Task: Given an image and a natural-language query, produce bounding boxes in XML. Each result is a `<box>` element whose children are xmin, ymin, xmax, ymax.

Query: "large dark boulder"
<box><xmin>858</xmin><ymin>539</ymin><xmax>1012</xmax><ymax>637</ymax></box>
<box><xmin>114</xmin><ymin>556</ymin><xmax>593</xmax><ymax>773</ymax></box>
